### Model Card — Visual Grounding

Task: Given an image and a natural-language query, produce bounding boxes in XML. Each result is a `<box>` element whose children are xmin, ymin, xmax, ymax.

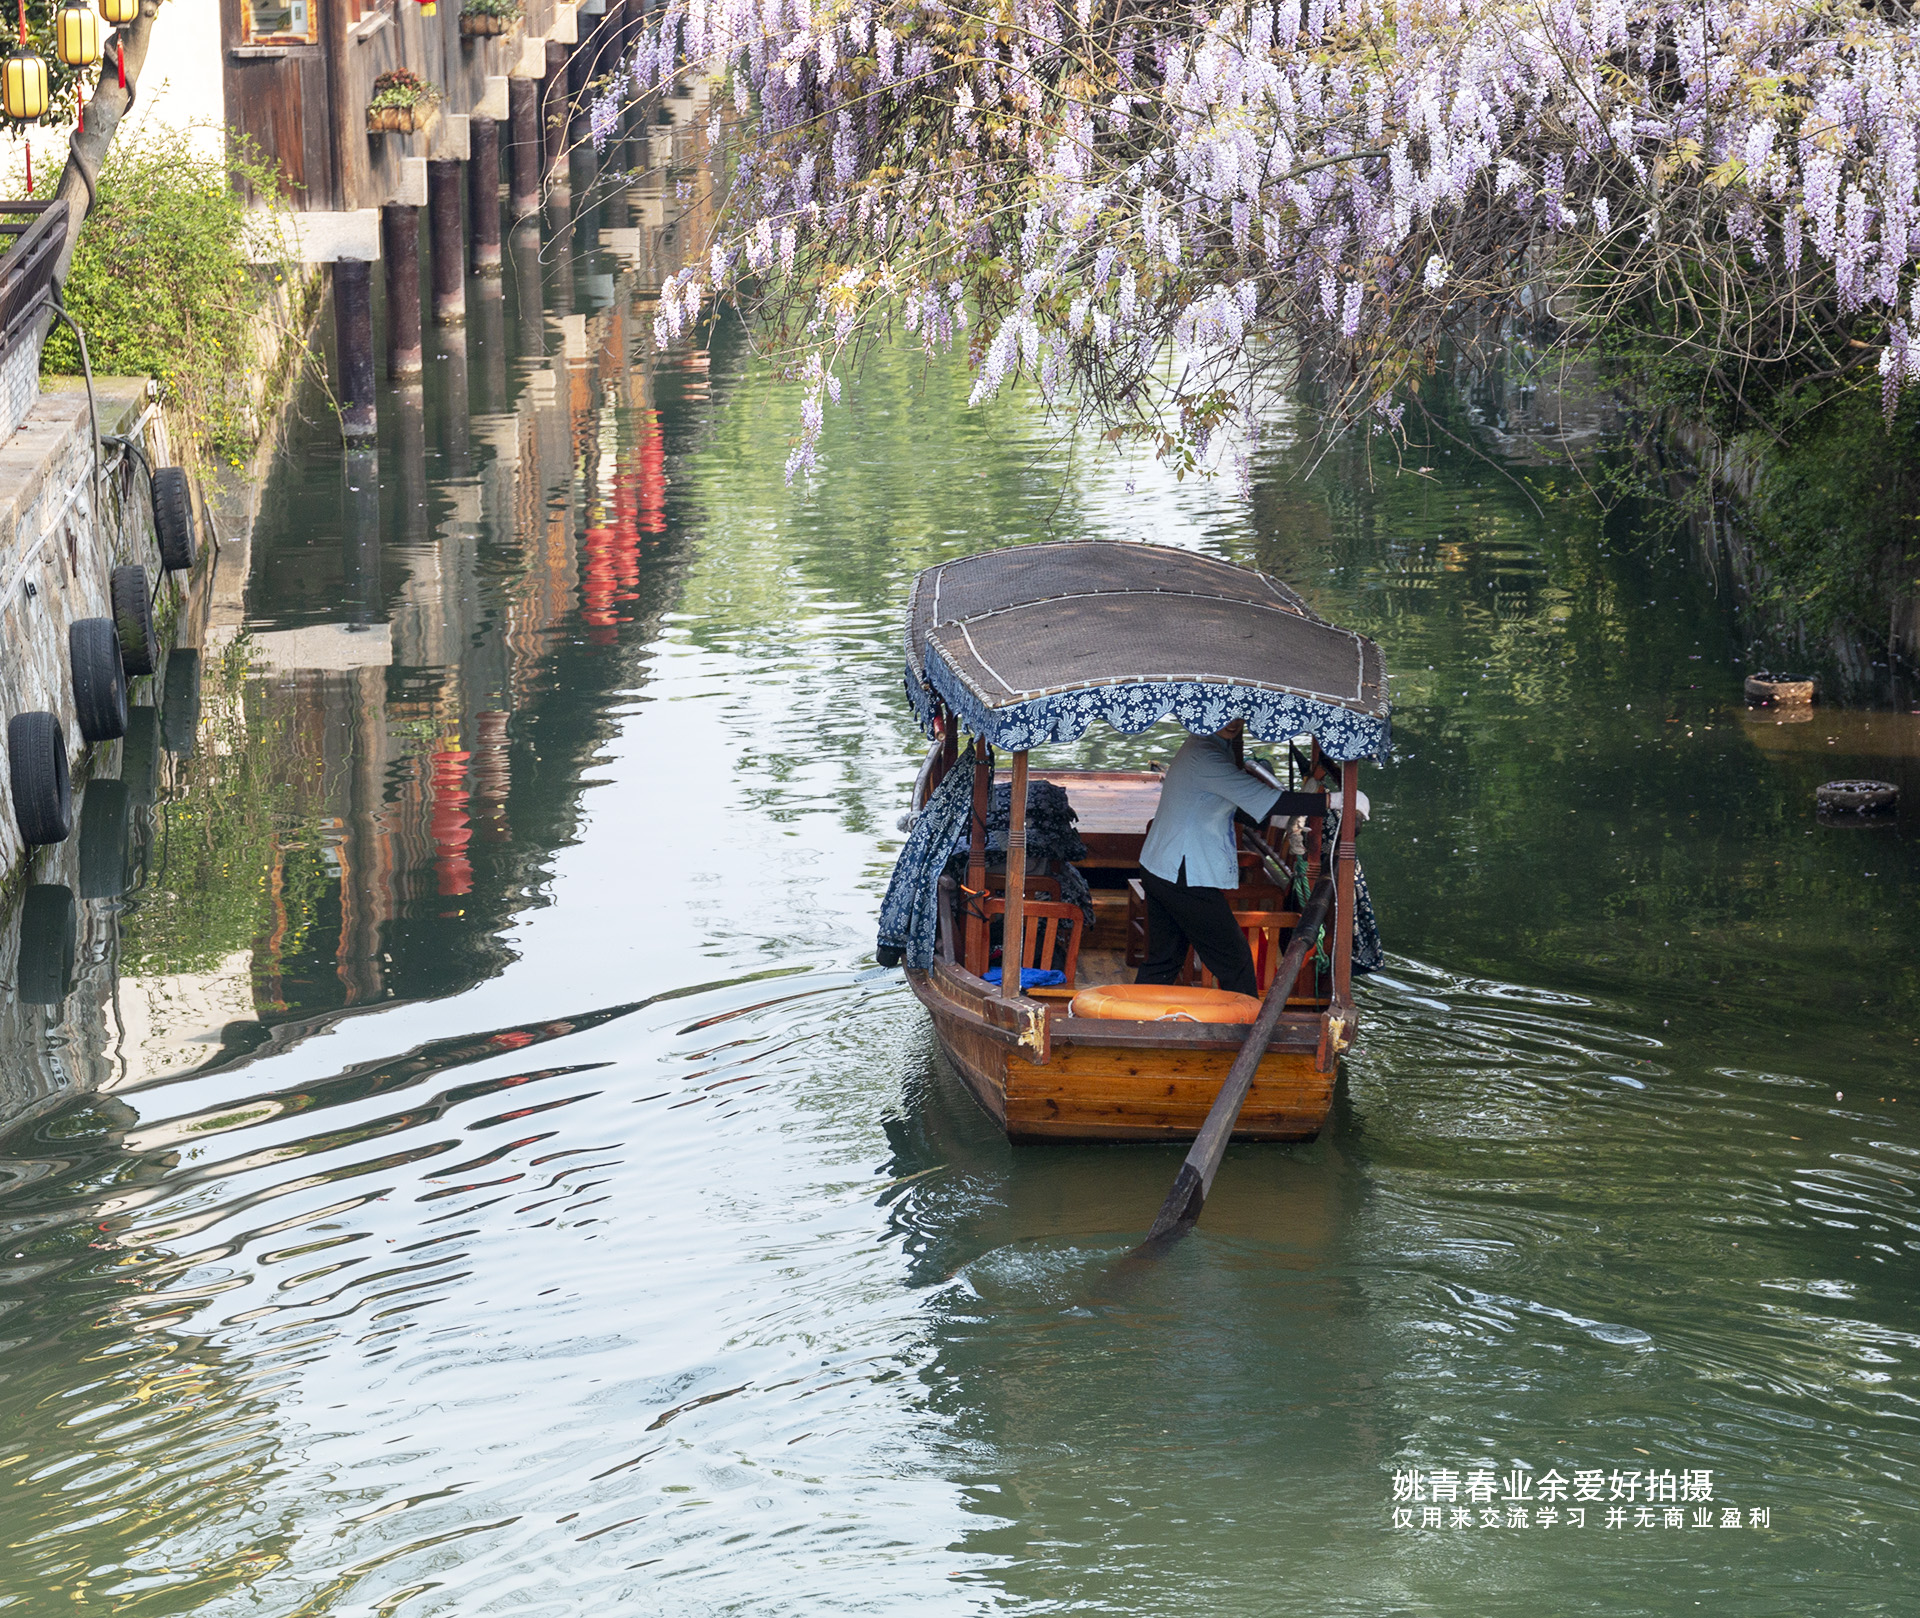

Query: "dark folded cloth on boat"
<box><xmin>948</xmin><ymin>777</ymin><xmax>1094</xmax><ymax>925</ymax></box>
<box><xmin>983</xmin><ymin>778</ymin><xmax>1088</xmax><ymax>862</ymax></box>
<box><xmin>877</xmin><ymin>754</ymin><xmax>1096</xmax><ymax>970</ymax></box>
<box><xmin>877</xmin><ymin>743</ymin><xmax>982</xmax><ymax>970</ymax></box>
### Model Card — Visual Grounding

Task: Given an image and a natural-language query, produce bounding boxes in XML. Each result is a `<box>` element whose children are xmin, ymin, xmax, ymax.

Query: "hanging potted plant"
<box><xmin>459</xmin><ymin>0</ymin><xmax>522</xmax><ymax>37</ymax></box>
<box><xmin>366</xmin><ymin>68</ymin><xmax>442</xmax><ymax>135</ymax></box>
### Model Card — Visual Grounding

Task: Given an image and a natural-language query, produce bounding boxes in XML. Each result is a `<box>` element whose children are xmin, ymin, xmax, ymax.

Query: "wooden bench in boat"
<box><xmin>984</xmin><ymin>893</ymin><xmax>1084</xmax><ymax>1002</ymax></box>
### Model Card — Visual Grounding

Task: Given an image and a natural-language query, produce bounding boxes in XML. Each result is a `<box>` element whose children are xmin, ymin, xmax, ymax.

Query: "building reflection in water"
<box><xmin>0</xmin><ymin>117</ymin><xmax>723</xmax><ymax>1120</ymax></box>
<box><xmin>0</xmin><ymin>88</ymin><xmax>728</xmax><ymax>1601</ymax></box>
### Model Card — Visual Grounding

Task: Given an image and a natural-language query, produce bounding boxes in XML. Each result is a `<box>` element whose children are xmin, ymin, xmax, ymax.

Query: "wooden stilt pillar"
<box><xmin>508</xmin><ymin>76</ymin><xmax>542</xmax><ymax>217</ymax></box>
<box><xmin>964</xmin><ymin>744</ymin><xmax>991</xmax><ymax>975</ymax></box>
<box><xmin>343</xmin><ymin>449</ymin><xmax>380</xmax><ymax>626</ymax></box>
<box><xmin>1002</xmin><ymin>751</ymin><xmax>1029</xmax><ymax>1000</ymax></box>
<box><xmin>468</xmin><ymin>117</ymin><xmax>503</xmax><ymax>276</ymax></box>
<box><xmin>333</xmin><ymin>259</ymin><xmax>376</xmax><ymax>441</ymax></box>
<box><xmin>438</xmin><ymin>323</ymin><xmax>471</xmax><ymax>479</ymax></box>
<box><xmin>428</xmin><ymin>158</ymin><xmax>466</xmax><ymax>326</ymax></box>
<box><xmin>548</xmin><ymin>205</ymin><xmax>575</xmax><ymax>310</ymax></box>
<box><xmin>510</xmin><ymin>218</ymin><xmax>545</xmax><ymax>358</ymax></box>
<box><xmin>380</xmin><ymin>204</ymin><xmax>422</xmax><ymax>381</ymax></box>
<box><xmin>472</xmin><ymin>276</ymin><xmax>507</xmax><ymax>413</ymax></box>
<box><xmin>395</xmin><ymin>383</ymin><xmax>427</xmax><ymax>544</ymax></box>
<box><xmin>544</xmin><ymin>41</ymin><xmax>571</xmax><ymax>178</ymax></box>
<box><xmin>567</xmin><ymin>34</ymin><xmax>597</xmax><ymax>145</ymax></box>
<box><xmin>612</xmin><ymin>0</ymin><xmax>641</xmax><ymax>114</ymax></box>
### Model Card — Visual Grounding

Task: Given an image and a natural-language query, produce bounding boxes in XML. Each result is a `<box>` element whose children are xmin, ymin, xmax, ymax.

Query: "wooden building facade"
<box><xmin>219</xmin><ymin>0</ymin><xmax>627</xmax><ymax>218</ymax></box>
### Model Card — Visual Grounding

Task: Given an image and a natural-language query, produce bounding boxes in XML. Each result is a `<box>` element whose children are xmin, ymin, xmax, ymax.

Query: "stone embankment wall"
<box><xmin>1666</xmin><ymin>420</ymin><xmax>1920</xmax><ymax>687</ymax></box>
<box><xmin>0</xmin><ymin>375</ymin><xmax>181</xmax><ymax>893</ymax></box>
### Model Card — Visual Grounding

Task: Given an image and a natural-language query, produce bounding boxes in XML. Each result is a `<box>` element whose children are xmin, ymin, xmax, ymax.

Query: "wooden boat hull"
<box><xmin>908</xmin><ymin>961</ymin><xmax>1342</xmax><ymax>1143</ymax></box>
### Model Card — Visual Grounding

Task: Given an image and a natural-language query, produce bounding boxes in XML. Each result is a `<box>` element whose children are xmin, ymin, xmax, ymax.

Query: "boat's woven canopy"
<box><xmin>903</xmin><ymin>542</ymin><xmax>1390</xmax><ymax>761</ymax></box>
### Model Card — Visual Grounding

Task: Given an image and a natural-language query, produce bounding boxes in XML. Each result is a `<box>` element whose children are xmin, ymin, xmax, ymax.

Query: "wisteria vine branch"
<box><xmin>579</xmin><ymin>0</ymin><xmax>1920</xmax><ymax>487</ymax></box>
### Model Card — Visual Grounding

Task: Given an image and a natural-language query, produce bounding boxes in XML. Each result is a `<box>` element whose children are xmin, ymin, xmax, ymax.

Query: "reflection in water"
<box><xmin>2</xmin><ymin>109</ymin><xmax>1919</xmax><ymax>1616</ymax></box>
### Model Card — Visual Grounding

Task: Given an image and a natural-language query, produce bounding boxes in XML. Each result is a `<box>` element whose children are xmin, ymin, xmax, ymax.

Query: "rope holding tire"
<box><xmin>152</xmin><ymin>466</ymin><xmax>196</xmax><ymax>574</ymax></box>
<box><xmin>7</xmin><ymin>711</ymin><xmax>72</xmax><ymax>846</ymax></box>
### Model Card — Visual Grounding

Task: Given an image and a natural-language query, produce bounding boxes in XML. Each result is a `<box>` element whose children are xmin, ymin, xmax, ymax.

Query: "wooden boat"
<box><xmin>880</xmin><ymin>541</ymin><xmax>1389</xmax><ymax>1144</ymax></box>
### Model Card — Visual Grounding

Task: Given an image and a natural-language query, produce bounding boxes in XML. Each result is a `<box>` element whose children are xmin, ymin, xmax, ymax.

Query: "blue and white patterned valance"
<box><xmin>920</xmin><ymin>644</ymin><xmax>1391</xmax><ymax>762</ymax></box>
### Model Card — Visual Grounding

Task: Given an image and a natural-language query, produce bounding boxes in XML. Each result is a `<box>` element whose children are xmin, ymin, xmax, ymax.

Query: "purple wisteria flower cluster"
<box><xmin>603</xmin><ymin>0</ymin><xmax>1920</xmax><ymax>483</ymax></box>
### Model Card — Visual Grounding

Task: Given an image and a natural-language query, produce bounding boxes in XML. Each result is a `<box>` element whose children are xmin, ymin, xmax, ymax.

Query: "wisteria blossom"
<box><xmin>592</xmin><ymin>0</ymin><xmax>1920</xmax><ymax>481</ymax></box>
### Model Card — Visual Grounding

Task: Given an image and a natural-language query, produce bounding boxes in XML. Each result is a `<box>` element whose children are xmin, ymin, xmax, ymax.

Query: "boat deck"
<box><xmin>1075</xmin><ymin>948</ymin><xmax>1132</xmax><ymax>988</ymax></box>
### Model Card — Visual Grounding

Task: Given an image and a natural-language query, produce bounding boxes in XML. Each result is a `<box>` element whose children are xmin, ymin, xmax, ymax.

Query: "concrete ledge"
<box><xmin>553</xmin><ymin>2</ymin><xmax>579</xmax><ymax>44</ymax></box>
<box><xmin>392</xmin><ymin>157</ymin><xmax>429</xmax><ymax>208</ymax></box>
<box><xmin>432</xmin><ymin>112</ymin><xmax>473</xmax><ymax>163</ymax></box>
<box><xmin>476</xmin><ymin>74</ymin><xmax>511</xmax><ymax>120</ymax></box>
<box><xmin>247</xmin><ymin>208</ymin><xmax>383</xmax><ymax>264</ymax></box>
<box><xmin>0</xmin><ymin>380</ymin><xmax>145</xmax><ymax>556</ymax></box>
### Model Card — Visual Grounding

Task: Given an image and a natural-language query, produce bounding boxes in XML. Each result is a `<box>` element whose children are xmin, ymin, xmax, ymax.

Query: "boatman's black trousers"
<box><xmin>1135</xmin><ymin>864</ymin><xmax>1259</xmax><ymax>998</ymax></box>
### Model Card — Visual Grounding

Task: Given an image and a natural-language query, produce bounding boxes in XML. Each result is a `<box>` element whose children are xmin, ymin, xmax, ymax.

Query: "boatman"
<box><xmin>1135</xmin><ymin>720</ymin><xmax>1285</xmax><ymax>999</ymax></box>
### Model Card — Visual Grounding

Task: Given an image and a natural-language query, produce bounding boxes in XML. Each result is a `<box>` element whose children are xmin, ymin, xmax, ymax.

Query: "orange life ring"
<box><xmin>1068</xmin><ymin>983</ymin><xmax>1263</xmax><ymax>1024</ymax></box>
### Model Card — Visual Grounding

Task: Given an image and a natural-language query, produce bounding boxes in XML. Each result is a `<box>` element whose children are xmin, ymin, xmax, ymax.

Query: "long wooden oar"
<box><xmin>1140</xmin><ymin>876</ymin><xmax>1334</xmax><ymax>1246</ymax></box>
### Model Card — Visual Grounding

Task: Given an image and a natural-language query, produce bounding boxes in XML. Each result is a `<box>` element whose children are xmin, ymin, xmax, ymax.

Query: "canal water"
<box><xmin>2</xmin><ymin>167</ymin><xmax>1918</xmax><ymax>1614</ymax></box>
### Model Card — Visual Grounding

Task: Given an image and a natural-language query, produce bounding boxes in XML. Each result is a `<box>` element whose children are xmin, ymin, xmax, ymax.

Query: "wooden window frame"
<box><xmin>240</xmin><ymin>0</ymin><xmax>320</xmax><ymax>45</ymax></box>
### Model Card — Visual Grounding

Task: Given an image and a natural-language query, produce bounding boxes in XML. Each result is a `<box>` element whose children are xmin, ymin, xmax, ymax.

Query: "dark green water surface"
<box><xmin>1</xmin><ymin>181</ymin><xmax>1918</xmax><ymax>1615</ymax></box>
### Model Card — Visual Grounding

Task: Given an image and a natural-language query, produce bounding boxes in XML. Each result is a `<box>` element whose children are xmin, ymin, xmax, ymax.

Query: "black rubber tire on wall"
<box><xmin>16</xmin><ymin>884</ymin><xmax>77</xmax><ymax>1005</ymax></box>
<box><xmin>152</xmin><ymin>467</ymin><xmax>197</xmax><ymax>573</ymax></box>
<box><xmin>161</xmin><ymin>649</ymin><xmax>201</xmax><ymax>756</ymax></box>
<box><xmin>78</xmin><ymin>780</ymin><xmax>134</xmax><ymax>900</ymax></box>
<box><xmin>111</xmin><ymin>564</ymin><xmax>158</xmax><ymax>677</ymax></box>
<box><xmin>122</xmin><ymin>705</ymin><xmax>160</xmax><ymax>807</ymax></box>
<box><xmin>8</xmin><ymin>711</ymin><xmax>71</xmax><ymax>845</ymax></box>
<box><xmin>71</xmin><ymin>618</ymin><xmax>129</xmax><ymax>743</ymax></box>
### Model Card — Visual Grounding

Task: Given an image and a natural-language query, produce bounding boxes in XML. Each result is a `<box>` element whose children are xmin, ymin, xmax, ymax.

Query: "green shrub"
<box><xmin>1737</xmin><ymin>391</ymin><xmax>1920</xmax><ymax>645</ymax></box>
<box><xmin>40</xmin><ymin>129</ymin><xmax>288</xmax><ymax>460</ymax></box>
<box><xmin>1599</xmin><ymin>324</ymin><xmax>1919</xmax><ymax>651</ymax></box>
